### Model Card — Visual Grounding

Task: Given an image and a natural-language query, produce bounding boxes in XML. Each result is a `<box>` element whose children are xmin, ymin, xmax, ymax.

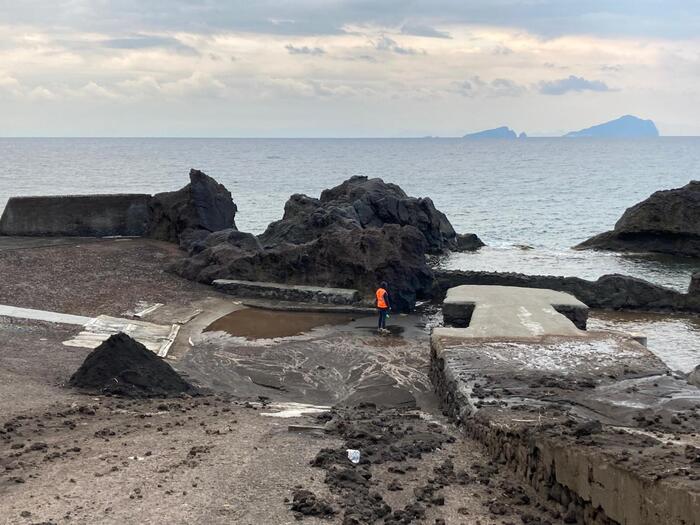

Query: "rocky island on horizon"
<box><xmin>461</xmin><ymin>115</ymin><xmax>659</xmax><ymax>139</ymax></box>
<box><xmin>564</xmin><ymin>115</ymin><xmax>659</xmax><ymax>138</ymax></box>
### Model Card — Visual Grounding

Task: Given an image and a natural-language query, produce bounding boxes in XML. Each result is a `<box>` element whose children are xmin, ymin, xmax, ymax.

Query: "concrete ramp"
<box><xmin>438</xmin><ymin>284</ymin><xmax>588</xmax><ymax>338</ymax></box>
<box><xmin>431</xmin><ymin>285</ymin><xmax>700</xmax><ymax>525</ymax></box>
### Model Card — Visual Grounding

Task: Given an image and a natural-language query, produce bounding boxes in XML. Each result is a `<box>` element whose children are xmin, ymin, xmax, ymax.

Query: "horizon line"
<box><xmin>1</xmin><ymin>135</ymin><xmax>699</xmax><ymax>140</ymax></box>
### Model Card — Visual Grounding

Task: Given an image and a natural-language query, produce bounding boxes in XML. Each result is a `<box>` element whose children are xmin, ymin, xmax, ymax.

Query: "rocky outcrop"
<box><xmin>575</xmin><ymin>181</ymin><xmax>700</xmax><ymax>257</ymax></box>
<box><xmin>169</xmin><ymin>176</ymin><xmax>473</xmax><ymax>311</ymax></box>
<box><xmin>258</xmin><ymin>176</ymin><xmax>458</xmax><ymax>254</ymax></box>
<box><xmin>454</xmin><ymin>233</ymin><xmax>485</xmax><ymax>252</ymax></box>
<box><xmin>688</xmin><ymin>365</ymin><xmax>700</xmax><ymax>388</ymax></box>
<box><xmin>172</xmin><ymin>224</ymin><xmax>433</xmax><ymax>312</ymax></box>
<box><xmin>433</xmin><ymin>269</ymin><xmax>700</xmax><ymax>313</ymax></box>
<box><xmin>148</xmin><ymin>169</ymin><xmax>237</xmax><ymax>249</ymax></box>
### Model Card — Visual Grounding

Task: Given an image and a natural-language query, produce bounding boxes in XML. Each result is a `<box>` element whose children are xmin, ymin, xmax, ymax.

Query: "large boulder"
<box><xmin>171</xmin><ymin>224</ymin><xmax>433</xmax><ymax>312</ymax></box>
<box><xmin>148</xmin><ymin>169</ymin><xmax>237</xmax><ymax>249</ymax></box>
<box><xmin>575</xmin><ymin>181</ymin><xmax>700</xmax><ymax>257</ymax></box>
<box><xmin>258</xmin><ymin>176</ymin><xmax>459</xmax><ymax>254</ymax></box>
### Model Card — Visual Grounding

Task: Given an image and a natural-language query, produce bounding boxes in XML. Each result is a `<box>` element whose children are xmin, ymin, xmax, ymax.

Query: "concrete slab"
<box><xmin>213</xmin><ymin>279</ymin><xmax>360</xmax><ymax>305</ymax></box>
<box><xmin>0</xmin><ymin>304</ymin><xmax>92</xmax><ymax>326</ymax></box>
<box><xmin>430</xmin><ymin>285</ymin><xmax>700</xmax><ymax>525</ymax></box>
<box><xmin>438</xmin><ymin>285</ymin><xmax>588</xmax><ymax>337</ymax></box>
<box><xmin>63</xmin><ymin>315</ymin><xmax>180</xmax><ymax>357</ymax></box>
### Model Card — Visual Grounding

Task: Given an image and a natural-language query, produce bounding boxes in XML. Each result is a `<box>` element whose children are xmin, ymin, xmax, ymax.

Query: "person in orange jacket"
<box><xmin>375</xmin><ymin>281</ymin><xmax>391</xmax><ymax>332</ymax></box>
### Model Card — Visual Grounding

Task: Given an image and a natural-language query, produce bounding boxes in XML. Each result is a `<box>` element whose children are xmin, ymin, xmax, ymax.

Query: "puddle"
<box><xmin>204</xmin><ymin>307</ymin><xmax>357</xmax><ymax>339</ymax></box>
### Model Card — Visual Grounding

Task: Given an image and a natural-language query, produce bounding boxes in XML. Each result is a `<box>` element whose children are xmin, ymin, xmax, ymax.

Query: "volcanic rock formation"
<box><xmin>576</xmin><ymin>181</ymin><xmax>700</xmax><ymax>257</ymax></box>
<box><xmin>258</xmin><ymin>176</ymin><xmax>460</xmax><ymax>254</ymax></box>
<box><xmin>171</xmin><ymin>175</ymin><xmax>479</xmax><ymax>311</ymax></box>
<box><xmin>69</xmin><ymin>333</ymin><xmax>197</xmax><ymax>398</ymax></box>
<box><xmin>173</xmin><ymin>224</ymin><xmax>433</xmax><ymax>312</ymax></box>
<box><xmin>148</xmin><ymin>169</ymin><xmax>237</xmax><ymax>249</ymax></box>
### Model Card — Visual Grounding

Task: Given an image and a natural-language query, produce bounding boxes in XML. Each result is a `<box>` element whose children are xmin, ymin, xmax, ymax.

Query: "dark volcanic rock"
<box><xmin>688</xmin><ymin>365</ymin><xmax>700</xmax><ymax>388</ymax></box>
<box><xmin>69</xmin><ymin>333</ymin><xmax>197</xmax><ymax>398</ymax></box>
<box><xmin>576</xmin><ymin>181</ymin><xmax>700</xmax><ymax>257</ymax></box>
<box><xmin>173</xmin><ymin>224</ymin><xmax>433</xmax><ymax>312</ymax></box>
<box><xmin>170</xmin><ymin>175</ymin><xmax>473</xmax><ymax>311</ymax></box>
<box><xmin>258</xmin><ymin>176</ymin><xmax>458</xmax><ymax>254</ymax></box>
<box><xmin>290</xmin><ymin>489</ymin><xmax>336</xmax><ymax>517</ymax></box>
<box><xmin>148</xmin><ymin>169</ymin><xmax>237</xmax><ymax>249</ymax></box>
<box><xmin>455</xmin><ymin>233</ymin><xmax>485</xmax><ymax>252</ymax></box>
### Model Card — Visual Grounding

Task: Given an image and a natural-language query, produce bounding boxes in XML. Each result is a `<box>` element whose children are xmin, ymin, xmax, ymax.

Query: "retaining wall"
<box><xmin>0</xmin><ymin>194</ymin><xmax>151</xmax><ymax>237</ymax></box>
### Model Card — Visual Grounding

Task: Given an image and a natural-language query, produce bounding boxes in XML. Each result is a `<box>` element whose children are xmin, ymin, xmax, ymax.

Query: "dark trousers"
<box><xmin>377</xmin><ymin>308</ymin><xmax>388</xmax><ymax>329</ymax></box>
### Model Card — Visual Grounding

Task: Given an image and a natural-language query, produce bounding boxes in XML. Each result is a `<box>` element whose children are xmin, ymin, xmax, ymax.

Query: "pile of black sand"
<box><xmin>69</xmin><ymin>333</ymin><xmax>198</xmax><ymax>398</ymax></box>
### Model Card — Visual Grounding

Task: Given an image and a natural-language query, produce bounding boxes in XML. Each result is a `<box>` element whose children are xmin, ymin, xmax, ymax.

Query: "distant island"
<box><xmin>463</xmin><ymin>126</ymin><xmax>521</xmax><ymax>139</ymax></box>
<box><xmin>564</xmin><ymin>115</ymin><xmax>659</xmax><ymax>138</ymax></box>
<box><xmin>460</xmin><ymin>115</ymin><xmax>659</xmax><ymax>139</ymax></box>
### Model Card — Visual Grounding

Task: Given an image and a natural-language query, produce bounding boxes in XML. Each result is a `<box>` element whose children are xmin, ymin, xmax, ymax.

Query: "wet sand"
<box><xmin>204</xmin><ymin>307</ymin><xmax>357</xmax><ymax>339</ymax></box>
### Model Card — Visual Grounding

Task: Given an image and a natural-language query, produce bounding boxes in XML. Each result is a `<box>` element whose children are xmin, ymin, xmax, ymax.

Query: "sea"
<box><xmin>1</xmin><ymin>137</ymin><xmax>698</xmax><ymax>371</ymax></box>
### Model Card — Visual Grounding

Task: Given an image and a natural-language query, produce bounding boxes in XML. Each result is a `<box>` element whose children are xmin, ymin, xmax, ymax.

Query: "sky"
<box><xmin>0</xmin><ymin>0</ymin><xmax>699</xmax><ymax>137</ymax></box>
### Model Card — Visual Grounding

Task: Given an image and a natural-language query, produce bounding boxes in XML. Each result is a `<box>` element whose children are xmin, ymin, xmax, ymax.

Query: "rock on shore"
<box><xmin>148</xmin><ymin>169</ymin><xmax>237</xmax><ymax>249</ymax></box>
<box><xmin>172</xmin><ymin>175</ymin><xmax>478</xmax><ymax>311</ymax></box>
<box><xmin>173</xmin><ymin>223</ymin><xmax>434</xmax><ymax>312</ymax></box>
<box><xmin>575</xmin><ymin>181</ymin><xmax>700</xmax><ymax>257</ymax></box>
<box><xmin>258</xmin><ymin>176</ymin><xmax>459</xmax><ymax>254</ymax></box>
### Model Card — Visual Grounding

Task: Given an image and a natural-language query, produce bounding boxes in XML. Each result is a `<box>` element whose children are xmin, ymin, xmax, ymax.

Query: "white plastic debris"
<box><xmin>347</xmin><ymin>449</ymin><xmax>360</xmax><ymax>464</ymax></box>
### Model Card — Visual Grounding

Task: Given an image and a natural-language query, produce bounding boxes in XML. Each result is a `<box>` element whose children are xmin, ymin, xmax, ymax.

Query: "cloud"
<box><xmin>1</xmin><ymin>1</ymin><xmax>696</xmax><ymax>39</ymax></box>
<box><xmin>100</xmin><ymin>34</ymin><xmax>198</xmax><ymax>54</ymax></box>
<box><xmin>400</xmin><ymin>24</ymin><xmax>451</xmax><ymax>39</ymax></box>
<box><xmin>538</xmin><ymin>75</ymin><xmax>612</xmax><ymax>95</ymax></box>
<box><xmin>373</xmin><ymin>36</ymin><xmax>422</xmax><ymax>55</ymax></box>
<box><xmin>600</xmin><ymin>64</ymin><xmax>623</xmax><ymax>72</ymax></box>
<box><xmin>456</xmin><ymin>76</ymin><xmax>526</xmax><ymax>97</ymax></box>
<box><xmin>285</xmin><ymin>44</ymin><xmax>325</xmax><ymax>56</ymax></box>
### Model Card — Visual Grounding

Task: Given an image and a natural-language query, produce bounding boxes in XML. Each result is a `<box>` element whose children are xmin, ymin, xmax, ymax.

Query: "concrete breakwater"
<box><xmin>431</xmin><ymin>284</ymin><xmax>700</xmax><ymax>524</ymax></box>
<box><xmin>0</xmin><ymin>194</ymin><xmax>152</xmax><ymax>237</ymax></box>
<box><xmin>434</xmin><ymin>269</ymin><xmax>700</xmax><ymax>314</ymax></box>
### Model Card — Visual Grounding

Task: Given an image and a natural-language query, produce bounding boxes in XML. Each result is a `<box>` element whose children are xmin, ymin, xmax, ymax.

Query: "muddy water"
<box><xmin>589</xmin><ymin>311</ymin><xmax>700</xmax><ymax>373</ymax></box>
<box><xmin>179</xmin><ymin>313</ymin><xmax>438</xmax><ymax>410</ymax></box>
<box><xmin>204</xmin><ymin>308</ymin><xmax>357</xmax><ymax>339</ymax></box>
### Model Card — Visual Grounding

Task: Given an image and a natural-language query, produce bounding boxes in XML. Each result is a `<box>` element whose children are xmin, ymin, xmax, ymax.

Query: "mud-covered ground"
<box><xmin>0</xmin><ymin>237</ymin><xmax>211</xmax><ymax>317</ymax></box>
<box><xmin>0</xmin><ymin>395</ymin><xmax>560</xmax><ymax>525</ymax></box>
<box><xmin>0</xmin><ymin>238</ymin><xmax>559</xmax><ymax>524</ymax></box>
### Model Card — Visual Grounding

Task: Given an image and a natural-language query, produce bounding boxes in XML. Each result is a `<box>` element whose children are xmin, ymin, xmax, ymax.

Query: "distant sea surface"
<box><xmin>2</xmin><ymin>137</ymin><xmax>698</xmax><ymax>288</ymax></box>
<box><xmin>1</xmin><ymin>137</ymin><xmax>699</xmax><ymax>371</ymax></box>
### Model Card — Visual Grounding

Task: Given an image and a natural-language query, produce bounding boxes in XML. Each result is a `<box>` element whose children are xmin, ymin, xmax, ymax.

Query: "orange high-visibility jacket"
<box><xmin>376</xmin><ymin>288</ymin><xmax>388</xmax><ymax>309</ymax></box>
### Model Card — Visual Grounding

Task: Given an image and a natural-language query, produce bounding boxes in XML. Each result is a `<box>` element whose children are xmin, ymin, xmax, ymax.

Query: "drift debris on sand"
<box><xmin>69</xmin><ymin>333</ymin><xmax>198</xmax><ymax>397</ymax></box>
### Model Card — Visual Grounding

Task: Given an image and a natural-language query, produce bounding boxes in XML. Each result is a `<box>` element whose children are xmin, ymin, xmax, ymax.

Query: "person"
<box><xmin>375</xmin><ymin>281</ymin><xmax>391</xmax><ymax>332</ymax></box>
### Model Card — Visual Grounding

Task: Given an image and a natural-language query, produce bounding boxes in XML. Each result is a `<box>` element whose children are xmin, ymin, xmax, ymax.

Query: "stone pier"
<box><xmin>431</xmin><ymin>285</ymin><xmax>700</xmax><ymax>525</ymax></box>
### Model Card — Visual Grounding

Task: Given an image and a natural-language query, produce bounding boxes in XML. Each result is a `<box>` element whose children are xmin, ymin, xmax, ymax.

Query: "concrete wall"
<box><xmin>0</xmin><ymin>194</ymin><xmax>151</xmax><ymax>237</ymax></box>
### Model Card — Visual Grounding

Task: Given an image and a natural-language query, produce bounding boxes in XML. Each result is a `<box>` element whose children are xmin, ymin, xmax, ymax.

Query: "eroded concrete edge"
<box><xmin>430</xmin><ymin>336</ymin><xmax>699</xmax><ymax>525</ymax></box>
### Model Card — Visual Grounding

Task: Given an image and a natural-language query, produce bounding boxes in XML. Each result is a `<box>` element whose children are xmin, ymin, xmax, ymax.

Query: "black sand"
<box><xmin>69</xmin><ymin>333</ymin><xmax>197</xmax><ymax>398</ymax></box>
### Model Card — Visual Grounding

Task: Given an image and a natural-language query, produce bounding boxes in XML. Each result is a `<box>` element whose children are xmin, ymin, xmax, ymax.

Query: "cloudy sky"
<box><xmin>1</xmin><ymin>1</ymin><xmax>698</xmax><ymax>136</ymax></box>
